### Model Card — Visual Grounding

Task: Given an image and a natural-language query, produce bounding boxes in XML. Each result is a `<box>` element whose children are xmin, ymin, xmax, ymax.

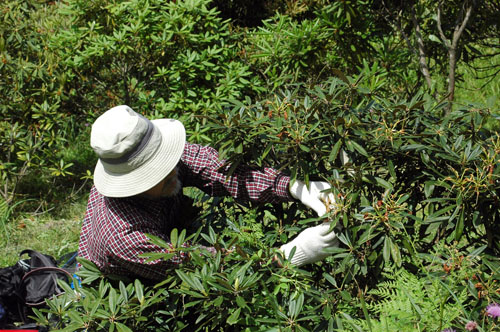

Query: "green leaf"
<box><xmin>469</xmin><ymin>245</ymin><xmax>487</xmax><ymax>258</ymax></box>
<box><xmin>290</xmin><ymin>293</ymin><xmax>304</xmax><ymax>319</ymax></box>
<box><xmin>227</xmin><ymin>307</ymin><xmax>241</xmax><ymax>325</ymax></box>
<box><xmin>175</xmin><ymin>270</ymin><xmax>205</xmax><ymax>294</ymax></box>
<box><xmin>323</xmin><ymin>273</ymin><xmax>337</xmax><ymax>287</ymax></box>
<box><xmin>139</xmin><ymin>252</ymin><xmax>175</xmax><ymax>262</ymax></box>
<box><xmin>454</xmin><ymin>208</ymin><xmax>465</xmax><ymax>241</ymax></box>
<box><xmin>428</xmin><ymin>34</ymin><xmax>442</xmax><ymax>43</ymax></box>
<box><xmin>236</xmin><ymin>296</ymin><xmax>247</xmax><ymax>308</ymax></box>
<box><xmin>340</xmin><ymin>312</ymin><xmax>364</xmax><ymax>332</ymax></box>
<box><xmin>387</xmin><ymin>159</ymin><xmax>396</xmax><ymax>179</ymax></box>
<box><xmin>332</xmin><ymin>68</ymin><xmax>349</xmax><ymax>84</ymax></box>
<box><xmin>400</xmin><ymin>144</ymin><xmax>426</xmax><ymax>151</ymax></box>
<box><xmin>390</xmin><ymin>241</ymin><xmax>402</xmax><ymax>267</ymax></box>
<box><xmin>115</xmin><ymin>323</ymin><xmax>134</xmax><ymax>332</ymax></box>
<box><xmin>357</xmin><ymin>227</ymin><xmax>377</xmax><ymax>245</ymax></box>
<box><xmin>145</xmin><ymin>233</ymin><xmax>170</xmax><ymax>249</ymax></box>
<box><xmin>109</xmin><ymin>288</ymin><xmax>117</xmax><ymax>315</ymax></box>
<box><xmin>299</xmin><ymin>144</ymin><xmax>310</xmax><ymax>152</ymax></box>
<box><xmin>76</xmin><ymin>257</ymin><xmax>101</xmax><ymax>273</ymax></box>
<box><xmin>402</xmin><ymin>288</ymin><xmax>423</xmax><ymax>319</ymax></box>
<box><xmin>119</xmin><ymin>281</ymin><xmax>128</xmax><ymax>303</ymax></box>
<box><xmin>383</xmin><ymin>236</ymin><xmax>391</xmax><ymax>263</ymax></box>
<box><xmin>170</xmin><ymin>228</ymin><xmax>178</xmax><ymax>248</ymax></box>
<box><xmin>424</xmin><ymin>181</ymin><xmax>435</xmax><ymax>198</ymax></box>
<box><xmin>329</xmin><ymin>139</ymin><xmax>342</xmax><ymax>162</ymax></box>
<box><xmin>359</xmin><ymin>290</ymin><xmax>373</xmax><ymax>331</ymax></box>
<box><xmin>135</xmin><ymin>279</ymin><xmax>144</xmax><ymax>305</ymax></box>
<box><xmin>349</xmin><ymin>140</ymin><xmax>368</xmax><ymax>157</ymax></box>
<box><xmin>375</xmin><ymin>177</ymin><xmax>392</xmax><ymax>190</ymax></box>
<box><xmin>178</xmin><ymin>229</ymin><xmax>186</xmax><ymax>247</ymax></box>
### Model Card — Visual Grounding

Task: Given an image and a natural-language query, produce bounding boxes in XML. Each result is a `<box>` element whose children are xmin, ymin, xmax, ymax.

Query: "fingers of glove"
<box><xmin>310</xmin><ymin>181</ymin><xmax>331</xmax><ymax>192</ymax></box>
<box><xmin>291</xmin><ymin>226</ymin><xmax>325</xmax><ymax>251</ymax></box>
<box><xmin>310</xmin><ymin>182</ymin><xmax>336</xmax><ymax>214</ymax></box>
<box><xmin>319</xmin><ymin>192</ymin><xmax>337</xmax><ymax>210</ymax></box>
<box><xmin>322</xmin><ymin>230</ymin><xmax>338</xmax><ymax>245</ymax></box>
<box><xmin>306</xmin><ymin>199</ymin><xmax>328</xmax><ymax>217</ymax></box>
<box><xmin>309</xmin><ymin>181</ymin><xmax>331</xmax><ymax>191</ymax></box>
<box><xmin>316</xmin><ymin>223</ymin><xmax>338</xmax><ymax>243</ymax></box>
<box><xmin>279</xmin><ymin>242</ymin><xmax>294</xmax><ymax>257</ymax></box>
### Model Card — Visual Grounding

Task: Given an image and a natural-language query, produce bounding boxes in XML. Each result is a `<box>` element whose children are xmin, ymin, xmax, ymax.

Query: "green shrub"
<box><xmin>244</xmin><ymin>1</ymin><xmax>383</xmax><ymax>92</ymax></box>
<box><xmin>347</xmin><ymin>242</ymin><xmax>500</xmax><ymax>332</ymax></box>
<box><xmin>205</xmin><ymin>72</ymin><xmax>500</xmax><ymax>281</ymax></box>
<box><xmin>51</xmin><ymin>0</ymin><xmax>263</xmax><ymax>125</ymax></box>
<box><xmin>4</xmin><ymin>1</ymin><xmax>498</xmax><ymax>330</ymax></box>
<box><xmin>36</xmin><ymin>72</ymin><xmax>500</xmax><ymax>330</ymax></box>
<box><xmin>0</xmin><ymin>1</ymin><xmax>75</xmax><ymax>204</ymax></box>
<box><xmin>36</xmin><ymin>227</ymin><xmax>346</xmax><ymax>331</ymax></box>
<box><xmin>245</xmin><ymin>13</ymin><xmax>332</xmax><ymax>89</ymax></box>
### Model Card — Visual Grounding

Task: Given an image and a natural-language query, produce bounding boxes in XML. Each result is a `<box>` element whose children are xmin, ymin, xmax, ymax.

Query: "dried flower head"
<box><xmin>486</xmin><ymin>303</ymin><xmax>500</xmax><ymax>318</ymax></box>
<box><xmin>465</xmin><ymin>320</ymin><xmax>478</xmax><ymax>331</ymax></box>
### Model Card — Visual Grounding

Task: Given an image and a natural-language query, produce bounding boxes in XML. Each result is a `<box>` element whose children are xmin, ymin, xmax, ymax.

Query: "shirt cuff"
<box><xmin>276</xmin><ymin>174</ymin><xmax>293</xmax><ymax>200</ymax></box>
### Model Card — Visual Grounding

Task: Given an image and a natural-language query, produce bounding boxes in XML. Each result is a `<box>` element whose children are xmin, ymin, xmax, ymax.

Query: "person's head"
<box><xmin>90</xmin><ymin>105</ymin><xmax>186</xmax><ymax>198</ymax></box>
<box><xmin>141</xmin><ymin>166</ymin><xmax>182</xmax><ymax>199</ymax></box>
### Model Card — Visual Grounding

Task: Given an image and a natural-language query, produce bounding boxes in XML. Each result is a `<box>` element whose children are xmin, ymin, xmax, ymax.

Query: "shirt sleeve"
<box><xmin>179</xmin><ymin>143</ymin><xmax>292</xmax><ymax>203</ymax></box>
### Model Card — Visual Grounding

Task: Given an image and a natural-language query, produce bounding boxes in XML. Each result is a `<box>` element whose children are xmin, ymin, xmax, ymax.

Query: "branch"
<box><xmin>436</xmin><ymin>4</ymin><xmax>451</xmax><ymax>49</ymax></box>
<box><xmin>451</xmin><ymin>2</ymin><xmax>473</xmax><ymax>50</ymax></box>
<box><xmin>410</xmin><ymin>4</ymin><xmax>433</xmax><ymax>91</ymax></box>
<box><xmin>457</xmin><ymin>68</ymin><xmax>500</xmax><ymax>90</ymax></box>
<box><xmin>396</xmin><ymin>11</ymin><xmax>415</xmax><ymax>55</ymax></box>
<box><xmin>437</xmin><ymin>1</ymin><xmax>474</xmax><ymax>110</ymax></box>
<box><xmin>381</xmin><ymin>2</ymin><xmax>412</xmax><ymax>49</ymax></box>
<box><xmin>477</xmin><ymin>70</ymin><xmax>500</xmax><ymax>89</ymax></box>
<box><xmin>381</xmin><ymin>1</ymin><xmax>416</xmax><ymax>55</ymax></box>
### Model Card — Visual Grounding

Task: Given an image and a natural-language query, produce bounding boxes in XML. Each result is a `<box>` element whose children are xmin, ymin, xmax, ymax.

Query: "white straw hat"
<box><xmin>90</xmin><ymin>105</ymin><xmax>186</xmax><ymax>197</ymax></box>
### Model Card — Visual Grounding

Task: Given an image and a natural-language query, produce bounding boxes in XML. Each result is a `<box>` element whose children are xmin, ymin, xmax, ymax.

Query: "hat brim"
<box><xmin>93</xmin><ymin>119</ymin><xmax>186</xmax><ymax>197</ymax></box>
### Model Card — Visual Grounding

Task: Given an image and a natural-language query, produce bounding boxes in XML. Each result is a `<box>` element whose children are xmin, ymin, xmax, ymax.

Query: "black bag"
<box><xmin>0</xmin><ymin>250</ymin><xmax>73</xmax><ymax>329</ymax></box>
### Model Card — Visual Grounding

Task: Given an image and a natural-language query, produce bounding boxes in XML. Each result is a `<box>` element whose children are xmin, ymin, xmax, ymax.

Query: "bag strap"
<box><xmin>20</xmin><ymin>249</ymin><xmax>57</xmax><ymax>268</ymax></box>
<box><xmin>21</xmin><ymin>267</ymin><xmax>73</xmax><ymax>307</ymax></box>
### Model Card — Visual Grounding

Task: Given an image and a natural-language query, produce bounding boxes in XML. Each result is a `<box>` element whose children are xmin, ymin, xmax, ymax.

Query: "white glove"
<box><xmin>289</xmin><ymin>180</ymin><xmax>336</xmax><ymax>216</ymax></box>
<box><xmin>279</xmin><ymin>222</ymin><xmax>338</xmax><ymax>266</ymax></box>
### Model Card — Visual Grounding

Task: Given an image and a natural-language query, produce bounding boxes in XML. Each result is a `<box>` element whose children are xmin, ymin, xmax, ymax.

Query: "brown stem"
<box><xmin>410</xmin><ymin>5</ymin><xmax>434</xmax><ymax>92</ymax></box>
<box><xmin>437</xmin><ymin>1</ymin><xmax>473</xmax><ymax>111</ymax></box>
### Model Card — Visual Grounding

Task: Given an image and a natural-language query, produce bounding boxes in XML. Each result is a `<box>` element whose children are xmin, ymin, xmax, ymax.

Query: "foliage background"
<box><xmin>1</xmin><ymin>0</ymin><xmax>499</xmax><ymax>331</ymax></box>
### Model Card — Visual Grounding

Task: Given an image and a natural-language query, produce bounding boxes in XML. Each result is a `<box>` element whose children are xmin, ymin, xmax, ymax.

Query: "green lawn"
<box><xmin>0</xmin><ymin>199</ymin><xmax>85</xmax><ymax>267</ymax></box>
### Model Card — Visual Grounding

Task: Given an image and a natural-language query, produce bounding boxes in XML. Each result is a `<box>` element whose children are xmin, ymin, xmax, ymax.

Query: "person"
<box><xmin>77</xmin><ymin>105</ymin><xmax>339</xmax><ymax>281</ymax></box>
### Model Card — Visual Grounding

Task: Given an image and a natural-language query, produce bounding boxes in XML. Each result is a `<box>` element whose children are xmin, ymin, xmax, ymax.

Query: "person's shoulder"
<box><xmin>182</xmin><ymin>142</ymin><xmax>215</xmax><ymax>158</ymax></box>
<box><xmin>88</xmin><ymin>185</ymin><xmax>105</xmax><ymax>205</ymax></box>
<box><xmin>183</xmin><ymin>142</ymin><xmax>202</xmax><ymax>152</ymax></box>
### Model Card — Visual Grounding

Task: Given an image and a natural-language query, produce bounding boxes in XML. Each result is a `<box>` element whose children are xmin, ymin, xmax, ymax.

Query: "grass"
<box><xmin>454</xmin><ymin>48</ymin><xmax>500</xmax><ymax>114</ymax></box>
<box><xmin>0</xmin><ymin>197</ymin><xmax>86</xmax><ymax>267</ymax></box>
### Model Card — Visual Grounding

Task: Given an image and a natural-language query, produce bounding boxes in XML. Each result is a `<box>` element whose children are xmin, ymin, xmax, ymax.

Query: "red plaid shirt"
<box><xmin>78</xmin><ymin>143</ymin><xmax>292</xmax><ymax>280</ymax></box>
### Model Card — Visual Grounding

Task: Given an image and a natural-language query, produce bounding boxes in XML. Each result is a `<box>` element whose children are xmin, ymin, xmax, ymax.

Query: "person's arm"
<box><xmin>179</xmin><ymin>143</ymin><xmax>292</xmax><ymax>203</ymax></box>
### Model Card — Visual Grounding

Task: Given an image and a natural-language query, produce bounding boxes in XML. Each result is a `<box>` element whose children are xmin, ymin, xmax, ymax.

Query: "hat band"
<box><xmin>100</xmin><ymin>115</ymin><xmax>154</xmax><ymax>165</ymax></box>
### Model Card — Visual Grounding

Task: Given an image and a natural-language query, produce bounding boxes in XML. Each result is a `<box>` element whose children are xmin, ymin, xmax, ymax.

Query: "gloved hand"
<box><xmin>279</xmin><ymin>222</ymin><xmax>338</xmax><ymax>266</ymax></box>
<box><xmin>289</xmin><ymin>180</ymin><xmax>336</xmax><ymax>217</ymax></box>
